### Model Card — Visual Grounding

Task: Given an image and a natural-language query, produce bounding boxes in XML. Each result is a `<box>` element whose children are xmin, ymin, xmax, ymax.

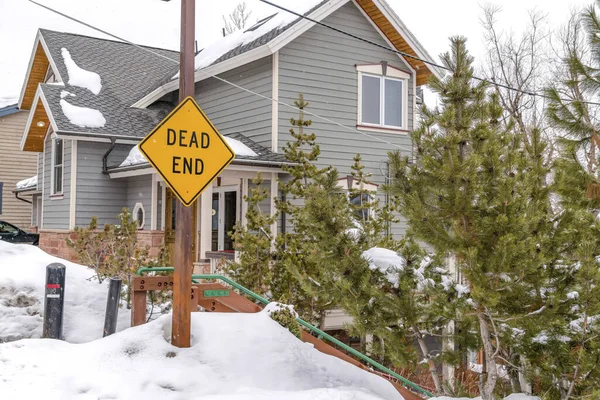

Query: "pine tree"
<box><xmin>227</xmin><ymin>174</ymin><xmax>277</xmax><ymax>294</ymax></box>
<box><xmin>540</xmin><ymin>4</ymin><xmax>600</xmax><ymax>397</ymax></box>
<box><xmin>272</xmin><ymin>95</ymin><xmax>353</xmax><ymax>325</ymax></box>
<box><xmin>387</xmin><ymin>37</ymin><xmax>556</xmax><ymax>399</ymax></box>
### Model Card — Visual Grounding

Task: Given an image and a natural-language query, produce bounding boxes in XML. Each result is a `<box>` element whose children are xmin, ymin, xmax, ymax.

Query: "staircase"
<box><xmin>133</xmin><ymin>268</ymin><xmax>433</xmax><ymax>400</ymax></box>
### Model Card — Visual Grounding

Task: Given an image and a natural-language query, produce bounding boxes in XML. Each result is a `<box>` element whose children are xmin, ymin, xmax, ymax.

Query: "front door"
<box><xmin>211</xmin><ymin>186</ymin><xmax>239</xmax><ymax>252</ymax></box>
<box><xmin>165</xmin><ymin>187</ymin><xmax>197</xmax><ymax>265</ymax></box>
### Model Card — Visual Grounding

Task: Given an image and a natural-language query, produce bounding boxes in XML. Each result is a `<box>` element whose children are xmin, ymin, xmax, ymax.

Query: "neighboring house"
<box><xmin>16</xmin><ymin>0</ymin><xmax>440</xmax><ymax>290</ymax></box>
<box><xmin>0</xmin><ymin>104</ymin><xmax>38</xmax><ymax>229</ymax></box>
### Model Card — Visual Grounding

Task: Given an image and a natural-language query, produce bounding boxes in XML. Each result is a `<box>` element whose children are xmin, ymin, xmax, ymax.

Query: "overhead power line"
<box><xmin>27</xmin><ymin>0</ymin><xmax>414</xmax><ymax>153</ymax></box>
<box><xmin>259</xmin><ymin>0</ymin><xmax>600</xmax><ymax>107</ymax></box>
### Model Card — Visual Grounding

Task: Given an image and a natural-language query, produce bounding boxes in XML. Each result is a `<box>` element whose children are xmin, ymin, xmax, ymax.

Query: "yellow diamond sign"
<box><xmin>139</xmin><ymin>97</ymin><xmax>235</xmax><ymax>207</ymax></box>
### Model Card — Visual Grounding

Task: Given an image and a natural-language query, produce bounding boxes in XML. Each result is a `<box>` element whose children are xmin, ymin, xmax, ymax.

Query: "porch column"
<box><xmin>270</xmin><ymin>172</ymin><xmax>278</xmax><ymax>247</ymax></box>
<box><xmin>199</xmin><ymin>183</ymin><xmax>213</xmax><ymax>259</ymax></box>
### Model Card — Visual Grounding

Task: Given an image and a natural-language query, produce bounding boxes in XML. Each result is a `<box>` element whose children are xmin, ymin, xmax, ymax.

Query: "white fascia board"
<box><xmin>108</xmin><ymin>167</ymin><xmax>154</xmax><ymax>179</ymax></box>
<box><xmin>133</xmin><ymin>0</ymin><xmax>349</xmax><ymax>109</ymax></box>
<box><xmin>20</xmin><ymin>87</ymin><xmax>58</xmax><ymax>151</ymax></box>
<box><xmin>131</xmin><ymin>79</ymin><xmax>178</xmax><ymax>109</ymax></box>
<box><xmin>39</xmin><ymin>34</ymin><xmax>64</xmax><ymax>84</ymax></box>
<box><xmin>38</xmin><ymin>89</ymin><xmax>59</xmax><ymax>133</ymax></box>
<box><xmin>133</xmin><ymin>45</ymin><xmax>272</xmax><ymax>109</ymax></box>
<box><xmin>18</xmin><ymin>33</ymin><xmax>42</xmax><ymax>110</ymax></box>
<box><xmin>267</xmin><ymin>0</ymin><xmax>349</xmax><ymax>53</ymax></box>
<box><xmin>373</xmin><ymin>0</ymin><xmax>444</xmax><ymax>80</ymax></box>
<box><xmin>194</xmin><ymin>45</ymin><xmax>273</xmax><ymax>83</ymax></box>
<box><xmin>18</xmin><ymin>32</ymin><xmax>65</xmax><ymax>110</ymax></box>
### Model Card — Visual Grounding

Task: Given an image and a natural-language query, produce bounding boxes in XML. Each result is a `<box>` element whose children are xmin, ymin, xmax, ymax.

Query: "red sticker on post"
<box><xmin>46</xmin><ymin>284</ymin><xmax>60</xmax><ymax>289</ymax></box>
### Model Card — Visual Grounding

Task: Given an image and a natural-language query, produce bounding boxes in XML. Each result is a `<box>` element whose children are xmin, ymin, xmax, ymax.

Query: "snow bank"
<box><xmin>362</xmin><ymin>247</ymin><xmax>405</xmax><ymax>286</ymax></box>
<box><xmin>60</xmin><ymin>98</ymin><xmax>106</xmax><ymax>128</ymax></box>
<box><xmin>118</xmin><ymin>136</ymin><xmax>256</xmax><ymax>168</ymax></box>
<box><xmin>430</xmin><ymin>396</ymin><xmax>539</xmax><ymax>400</ymax></box>
<box><xmin>61</xmin><ymin>48</ymin><xmax>102</xmax><ymax>95</ymax></box>
<box><xmin>194</xmin><ymin>0</ymin><xmax>324</xmax><ymax>70</ymax></box>
<box><xmin>15</xmin><ymin>175</ymin><xmax>37</xmax><ymax>190</ymax></box>
<box><xmin>0</xmin><ymin>241</ymin><xmax>130</xmax><ymax>343</ymax></box>
<box><xmin>0</xmin><ymin>311</ymin><xmax>400</xmax><ymax>400</ymax></box>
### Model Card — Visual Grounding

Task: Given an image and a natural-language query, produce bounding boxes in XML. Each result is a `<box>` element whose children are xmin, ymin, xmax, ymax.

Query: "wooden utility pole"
<box><xmin>172</xmin><ymin>0</ymin><xmax>195</xmax><ymax>348</ymax></box>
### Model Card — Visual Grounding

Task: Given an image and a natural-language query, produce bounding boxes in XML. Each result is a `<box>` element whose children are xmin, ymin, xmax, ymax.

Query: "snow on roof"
<box><xmin>224</xmin><ymin>136</ymin><xmax>257</xmax><ymax>157</ymax></box>
<box><xmin>59</xmin><ymin>98</ymin><xmax>106</xmax><ymax>128</ymax></box>
<box><xmin>118</xmin><ymin>137</ymin><xmax>257</xmax><ymax>168</ymax></box>
<box><xmin>15</xmin><ymin>175</ymin><xmax>37</xmax><ymax>190</ymax></box>
<box><xmin>362</xmin><ymin>247</ymin><xmax>405</xmax><ymax>287</ymax></box>
<box><xmin>193</xmin><ymin>0</ymin><xmax>325</xmax><ymax>71</ymax></box>
<box><xmin>0</xmin><ymin>240</ymin><xmax>130</xmax><ymax>343</ymax></box>
<box><xmin>61</xmin><ymin>48</ymin><xmax>102</xmax><ymax>95</ymax></box>
<box><xmin>119</xmin><ymin>145</ymin><xmax>147</xmax><ymax>168</ymax></box>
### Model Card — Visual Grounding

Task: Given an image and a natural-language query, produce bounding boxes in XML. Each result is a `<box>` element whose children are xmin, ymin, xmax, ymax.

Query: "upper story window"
<box><xmin>51</xmin><ymin>137</ymin><xmax>64</xmax><ymax>195</ymax></box>
<box><xmin>357</xmin><ymin>63</ymin><xmax>410</xmax><ymax>131</ymax></box>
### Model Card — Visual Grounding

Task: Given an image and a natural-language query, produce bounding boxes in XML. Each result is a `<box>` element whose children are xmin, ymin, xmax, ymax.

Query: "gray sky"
<box><xmin>0</xmin><ymin>0</ymin><xmax>593</xmax><ymax>107</ymax></box>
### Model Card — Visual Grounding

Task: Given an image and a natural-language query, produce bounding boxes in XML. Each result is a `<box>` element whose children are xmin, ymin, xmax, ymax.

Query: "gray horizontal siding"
<box><xmin>42</xmin><ymin>135</ymin><xmax>70</xmax><ymax>230</ymax></box>
<box><xmin>195</xmin><ymin>56</ymin><xmax>272</xmax><ymax>149</ymax></box>
<box><xmin>75</xmin><ymin>142</ymin><xmax>130</xmax><ymax>227</ymax></box>
<box><xmin>278</xmin><ymin>2</ymin><xmax>414</xmax><ymax>238</ymax></box>
<box><xmin>248</xmin><ymin>179</ymin><xmax>272</xmax><ymax>218</ymax></box>
<box><xmin>125</xmin><ymin>175</ymin><xmax>152</xmax><ymax>229</ymax></box>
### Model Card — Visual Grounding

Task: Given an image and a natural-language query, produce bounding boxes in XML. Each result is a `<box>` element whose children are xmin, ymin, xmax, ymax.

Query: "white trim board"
<box><xmin>133</xmin><ymin>0</ymin><xmax>440</xmax><ymax>109</ymax></box>
<box><xmin>133</xmin><ymin>0</ymin><xmax>349</xmax><ymax>109</ymax></box>
<box><xmin>69</xmin><ymin>139</ymin><xmax>77</xmax><ymax>229</ymax></box>
<box><xmin>271</xmin><ymin>50</ymin><xmax>279</xmax><ymax>153</ymax></box>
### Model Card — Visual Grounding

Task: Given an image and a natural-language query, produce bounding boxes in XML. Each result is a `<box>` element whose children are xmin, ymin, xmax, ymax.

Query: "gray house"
<box><xmin>17</xmin><ymin>0</ymin><xmax>439</xmax><ymax>276</ymax></box>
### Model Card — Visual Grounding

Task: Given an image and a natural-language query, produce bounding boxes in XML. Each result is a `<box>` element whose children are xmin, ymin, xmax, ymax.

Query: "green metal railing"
<box><xmin>137</xmin><ymin>267</ymin><xmax>433</xmax><ymax>398</ymax></box>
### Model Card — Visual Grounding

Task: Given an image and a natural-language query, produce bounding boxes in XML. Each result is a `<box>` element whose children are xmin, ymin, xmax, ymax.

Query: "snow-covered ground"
<box><xmin>0</xmin><ymin>311</ymin><xmax>402</xmax><ymax>400</ymax></box>
<box><xmin>430</xmin><ymin>396</ymin><xmax>539</xmax><ymax>400</ymax></box>
<box><xmin>0</xmin><ymin>241</ymin><xmax>401</xmax><ymax>399</ymax></box>
<box><xmin>0</xmin><ymin>240</ymin><xmax>130</xmax><ymax>343</ymax></box>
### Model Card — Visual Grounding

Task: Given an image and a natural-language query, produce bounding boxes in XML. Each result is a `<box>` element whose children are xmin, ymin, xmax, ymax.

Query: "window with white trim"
<box><xmin>51</xmin><ymin>138</ymin><xmax>64</xmax><ymax>195</ymax></box>
<box><xmin>337</xmin><ymin>177</ymin><xmax>378</xmax><ymax>222</ymax></box>
<box><xmin>357</xmin><ymin>64</ymin><xmax>409</xmax><ymax>131</ymax></box>
<box><xmin>132</xmin><ymin>202</ymin><xmax>145</xmax><ymax>230</ymax></box>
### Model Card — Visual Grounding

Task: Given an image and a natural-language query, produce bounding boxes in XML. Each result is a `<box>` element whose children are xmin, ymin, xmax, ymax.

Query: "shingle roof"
<box><xmin>207</xmin><ymin>1</ymin><xmax>329</xmax><ymax>67</ymax></box>
<box><xmin>107</xmin><ymin>132</ymin><xmax>291</xmax><ymax>173</ymax></box>
<box><xmin>39</xmin><ymin>29</ymin><xmax>179</xmax><ymax>138</ymax></box>
<box><xmin>225</xmin><ymin>133</ymin><xmax>288</xmax><ymax>164</ymax></box>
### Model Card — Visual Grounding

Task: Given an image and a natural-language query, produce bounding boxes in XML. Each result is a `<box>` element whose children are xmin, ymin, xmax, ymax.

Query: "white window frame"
<box><xmin>336</xmin><ymin>178</ymin><xmax>378</xmax><ymax>220</ymax></box>
<box><xmin>132</xmin><ymin>202</ymin><xmax>146</xmax><ymax>230</ymax></box>
<box><xmin>50</xmin><ymin>136</ymin><xmax>64</xmax><ymax>196</ymax></box>
<box><xmin>357</xmin><ymin>64</ymin><xmax>410</xmax><ymax>132</ymax></box>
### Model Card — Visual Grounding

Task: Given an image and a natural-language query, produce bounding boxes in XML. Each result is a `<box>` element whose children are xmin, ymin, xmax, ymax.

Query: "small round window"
<box><xmin>132</xmin><ymin>202</ymin><xmax>145</xmax><ymax>230</ymax></box>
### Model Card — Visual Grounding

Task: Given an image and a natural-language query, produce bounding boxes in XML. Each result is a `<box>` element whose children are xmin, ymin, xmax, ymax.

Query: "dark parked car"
<box><xmin>0</xmin><ymin>220</ymin><xmax>39</xmax><ymax>245</ymax></box>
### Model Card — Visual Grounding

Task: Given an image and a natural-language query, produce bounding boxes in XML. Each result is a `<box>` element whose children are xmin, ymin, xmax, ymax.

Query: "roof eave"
<box><xmin>373</xmin><ymin>0</ymin><xmax>444</xmax><ymax>81</ymax></box>
<box><xmin>132</xmin><ymin>0</ymin><xmax>349</xmax><ymax>109</ymax></box>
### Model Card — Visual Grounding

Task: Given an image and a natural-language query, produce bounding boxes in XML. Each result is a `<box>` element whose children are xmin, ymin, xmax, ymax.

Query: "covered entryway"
<box><xmin>164</xmin><ymin>187</ymin><xmax>198</xmax><ymax>265</ymax></box>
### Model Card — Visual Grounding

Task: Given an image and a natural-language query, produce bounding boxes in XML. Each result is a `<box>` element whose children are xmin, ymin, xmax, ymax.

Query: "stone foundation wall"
<box><xmin>39</xmin><ymin>230</ymin><xmax>79</xmax><ymax>262</ymax></box>
<box><xmin>39</xmin><ymin>230</ymin><xmax>165</xmax><ymax>263</ymax></box>
<box><xmin>136</xmin><ymin>230</ymin><xmax>165</xmax><ymax>258</ymax></box>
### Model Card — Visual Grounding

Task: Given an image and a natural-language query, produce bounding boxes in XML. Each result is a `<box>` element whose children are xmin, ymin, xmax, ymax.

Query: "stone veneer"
<box><xmin>38</xmin><ymin>230</ymin><xmax>79</xmax><ymax>262</ymax></box>
<box><xmin>39</xmin><ymin>230</ymin><xmax>166</xmax><ymax>263</ymax></box>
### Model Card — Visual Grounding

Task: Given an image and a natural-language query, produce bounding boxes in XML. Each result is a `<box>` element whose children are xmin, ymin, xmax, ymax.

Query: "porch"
<box><xmin>106</xmin><ymin>133</ymin><xmax>289</xmax><ymax>269</ymax></box>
